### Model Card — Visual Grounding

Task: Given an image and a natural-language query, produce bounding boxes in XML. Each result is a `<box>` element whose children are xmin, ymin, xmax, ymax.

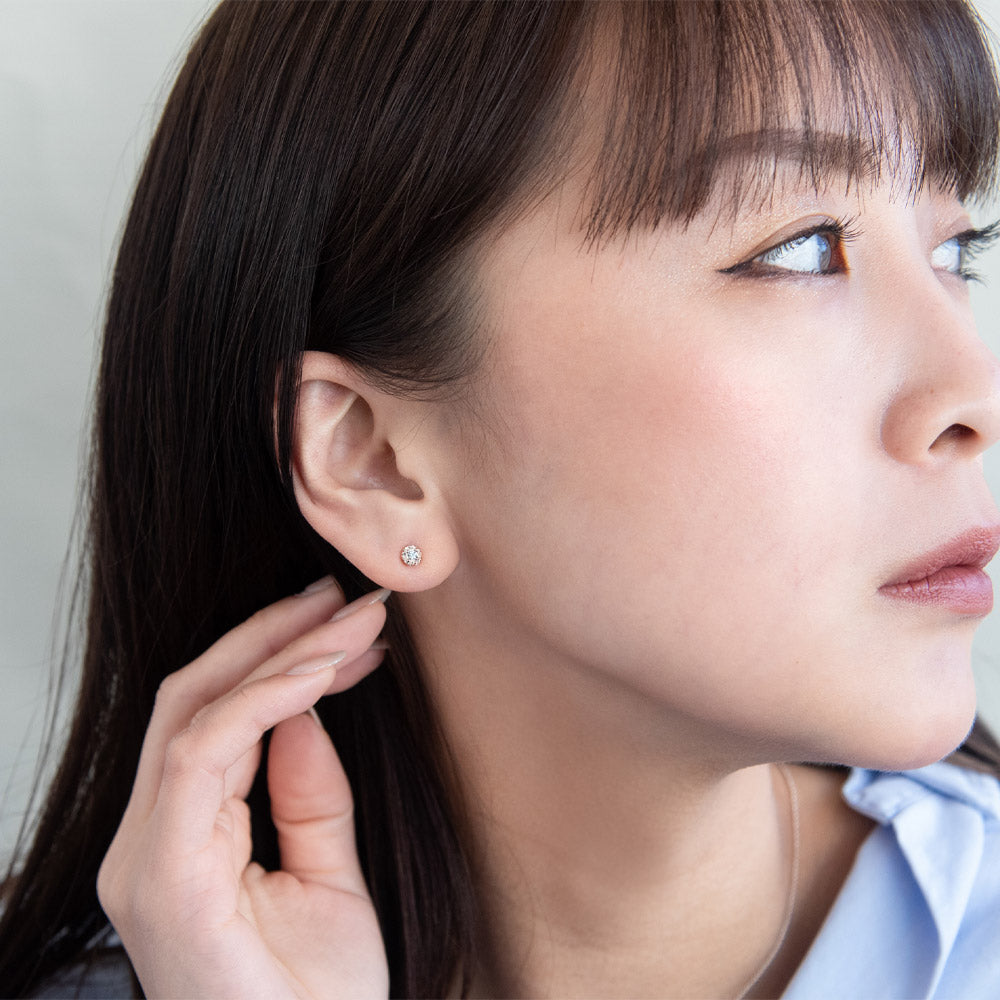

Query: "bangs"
<box><xmin>580</xmin><ymin>0</ymin><xmax>1000</xmax><ymax>237</ymax></box>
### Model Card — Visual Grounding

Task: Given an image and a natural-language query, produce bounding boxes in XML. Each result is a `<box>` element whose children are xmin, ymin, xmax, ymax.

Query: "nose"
<box><xmin>879</xmin><ymin>285</ymin><xmax>1000</xmax><ymax>467</ymax></box>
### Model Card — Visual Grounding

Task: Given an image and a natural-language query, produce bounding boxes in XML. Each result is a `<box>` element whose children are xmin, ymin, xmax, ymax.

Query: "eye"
<box><xmin>930</xmin><ymin>237</ymin><xmax>962</xmax><ymax>275</ymax></box>
<box><xmin>721</xmin><ymin>219</ymin><xmax>858</xmax><ymax>278</ymax></box>
<box><xmin>930</xmin><ymin>223</ymin><xmax>1000</xmax><ymax>283</ymax></box>
<box><xmin>756</xmin><ymin>232</ymin><xmax>835</xmax><ymax>274</ymax></box>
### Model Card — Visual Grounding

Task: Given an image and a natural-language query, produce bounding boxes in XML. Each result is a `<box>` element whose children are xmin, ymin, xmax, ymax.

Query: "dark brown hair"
<box><xmin>3</xmin><ymin>2</ymin><xmax>999</xmax><ymax>996</ymax></box>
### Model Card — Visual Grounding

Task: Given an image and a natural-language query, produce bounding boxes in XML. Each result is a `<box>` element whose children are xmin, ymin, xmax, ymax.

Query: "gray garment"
<box><xmin>29</xmin><ymin>945</ymin><xmax>135</xmax><ymax>999</ymax></box>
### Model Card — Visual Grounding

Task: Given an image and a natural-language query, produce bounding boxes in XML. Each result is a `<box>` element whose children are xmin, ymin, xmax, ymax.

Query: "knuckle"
<box><xmin>191</xmin><ymin>681</ymin><xmax>253</xmax><ymax>731</ymax></box>
<box><xmin>230</xmin><ymin>681</ymin><xmax>259</xmax><ymax>714</ymax></box>
<box><xmin>153</xmin><ymin>669</ymin><xmax>187</xmax><ymax>709</ymax></box>
<box><xmin>162</xmin><ymin>727</ymin><xmax>201</xmax><ymax>778</ymax></box>
<box><xmin>243</xmin><ymin>604</ymin><xmax>271</xmax><ymax>631</ymax></box>
<box><xmin>95</xmin><ymin>858</ymin><xmax>116</xmax><ymax>914</ymax></box>
<box><xmin>96</xmin><ymin>849</ymin><xmax>136</xmax><ymax>927</ymax></box>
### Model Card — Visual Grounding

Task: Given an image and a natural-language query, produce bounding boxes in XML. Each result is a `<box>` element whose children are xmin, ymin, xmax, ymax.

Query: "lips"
<box><xmin>879</xmin><ymin>526</ymin><xmax>1000</xmax><ymax>615</ymax></box>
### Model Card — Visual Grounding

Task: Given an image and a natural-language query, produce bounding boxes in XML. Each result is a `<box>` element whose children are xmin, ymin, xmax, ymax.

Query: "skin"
<box><xmin>386</xmin><ymin>168</ymin><xmax>1000</xmax><ymax>996</ymax></box>
<box><xmin>97</xmin><ymin>585</ymin><xmax>392</xmax><ymax>999</ymax></box>
<box><xmin>100</xmin><ymin>155</ymin><xmax>1000</xmax><ymax>998</ymax></box>
<box><xmin>425</xmin><ymin>168</ymin><xmax>1000</xmax><ymax>770</ymax></box>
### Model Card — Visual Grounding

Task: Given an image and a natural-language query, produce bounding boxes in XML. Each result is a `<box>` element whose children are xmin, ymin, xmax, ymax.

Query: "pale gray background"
<box><xmin>4</xmin><ymin>0</ymin><xmax>1000</xmax><ymax>859</ymax></box>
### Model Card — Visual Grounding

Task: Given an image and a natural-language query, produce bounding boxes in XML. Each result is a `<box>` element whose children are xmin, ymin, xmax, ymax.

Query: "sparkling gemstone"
<box><xmin>400</xmin><ymin>545</ymin><xmax>422</xmax><ymax>566</ymax></box>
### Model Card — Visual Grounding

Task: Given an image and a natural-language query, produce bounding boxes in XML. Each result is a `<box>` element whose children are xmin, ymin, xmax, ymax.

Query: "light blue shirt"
<box><xmin>785</xmin><ymin>762</ymin><xmax>1000</xmax><ymax>999</ymax></box>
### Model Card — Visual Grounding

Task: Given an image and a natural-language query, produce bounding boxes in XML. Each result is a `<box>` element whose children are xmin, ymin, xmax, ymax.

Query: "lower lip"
<box><xmin>879</xmin><ymin>566</ymin><xmax>994</xmax><ymax>615</ymax></box>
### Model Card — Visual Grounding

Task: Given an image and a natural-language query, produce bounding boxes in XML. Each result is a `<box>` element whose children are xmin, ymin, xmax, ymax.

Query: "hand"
<box><xmin>97</xmin><ymin>579</ymin><xmax>392</xmax><ymax>999</ymax></box>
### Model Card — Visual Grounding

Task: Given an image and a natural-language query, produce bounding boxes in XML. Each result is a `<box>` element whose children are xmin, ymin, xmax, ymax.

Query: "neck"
<box><xmin>403</xmin><ymin>585</ymin><xmax>801</xmax><ymax>999</ymax></box>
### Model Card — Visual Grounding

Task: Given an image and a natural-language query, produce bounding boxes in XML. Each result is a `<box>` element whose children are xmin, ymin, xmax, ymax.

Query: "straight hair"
<box><xmin>3</xmin><ymin>2</ymin><xmax>999</xmax><ymax>996</ymax></box>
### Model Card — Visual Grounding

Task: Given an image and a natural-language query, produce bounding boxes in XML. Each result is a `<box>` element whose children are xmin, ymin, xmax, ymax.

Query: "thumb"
<box><xmin>268</xmin><ymin>710</ymin><xmax>370</xmax><ymax>899</ymax></box>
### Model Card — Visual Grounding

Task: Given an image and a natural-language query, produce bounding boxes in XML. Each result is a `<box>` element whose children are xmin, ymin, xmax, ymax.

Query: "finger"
<box><xmin>151</xmin><ymin>667</ymin><xmax>343</xmax><ymax>859</ymax></box>
<box><xmin>213</xmin><ymin>797</ymin><xmax>253</xmax><ymax>874</ymax></box>
<box><xmin>322</xmin><ymin>643</ymin><xmax>388</xmax><ymax>695</ymax></box>
<box><xmin>126</xmin><ymin>587</ymin><xmax>385</xmax><ymax>822</ymax></box>
<box><xmin>239</xmin><ymin>590</ymin><xmax>390</xmax><ymax>686</ymax></box>
<box><xmin>221</xmin><ymin>643</ymin><xmax>387</xmax><ymax>804</ymax></box>
<box><xmin>220</xmin><ymin>741</ymin><xmax>264</xmax><ymax>807</ymax></box>
<box><xmin>268</xmin><ymin>712</ymin><xmax>370</xmax><ymax>898</ymax></box>
<box><xmin>147</xmin><ymin>577</ymin><xmax>347</xmax><ymax>739</ymax></box>
<box><xmin>129</xmin><ymin>579</ymin><xmax>344</xmax><ymax>791</ymax></box>
<box><xmin>151</xmin><ymin>601</ymin><xmax>386</xmax><ymax>856</ymax></box>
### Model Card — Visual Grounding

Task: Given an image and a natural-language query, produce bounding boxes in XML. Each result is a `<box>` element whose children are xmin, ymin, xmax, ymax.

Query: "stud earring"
<box><xmin>400</xmin><ymin>544</ymin><xmax>422</xmax><ymax>567</ymax></box>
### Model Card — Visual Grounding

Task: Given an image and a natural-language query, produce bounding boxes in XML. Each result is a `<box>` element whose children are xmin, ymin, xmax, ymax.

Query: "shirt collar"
<box><xmin>843</xmin><ymin>761</ymin><xmax>1000</xmax><ymax>825</ymax></box>
<box><xmin>842</xmin><ymin>763</ymin><xmax>995</xmax><ymax>992</ymax></box>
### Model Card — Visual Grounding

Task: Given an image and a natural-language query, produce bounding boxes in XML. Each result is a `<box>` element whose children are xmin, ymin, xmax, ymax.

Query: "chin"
<box><xmin>792</xmin><ymin>653</ymin><xmax>979</xmax><ymax>773</ymax></box>
<box><xmin>838</xmin><ymin>685</ymin><xmax>978</xmax><ymax>773</ymax></box>
<box><xmin>844</xmin><ymin>629</ymin><xmax>983</xmax><ymax>771</ymax></box>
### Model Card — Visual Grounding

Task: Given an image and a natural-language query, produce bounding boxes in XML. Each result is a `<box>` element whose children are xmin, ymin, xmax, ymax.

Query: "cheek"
<box><xmin>514</xmin><ymin>311</ymin><xmax>851</xmax><ymax>571</ymax></box>
<box><xmin>448</xmin><ymin>271</ymin><xmax>978</xmax><ymax>767</ymax></box>
<box><xmin>470</xmin><ymin>304</ymin><xmax>867</xmax><ymax>670</ymax></box>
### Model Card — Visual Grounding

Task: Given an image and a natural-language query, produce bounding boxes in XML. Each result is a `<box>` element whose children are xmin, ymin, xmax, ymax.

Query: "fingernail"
<box><xmin>285</xmin><ymin>651</ymin><xmax>346</xmax><ymax>676</ymax></box>
<box><xmin>329</xmin><ymin>587</ymin><xmax>391</xmax><ymax>623</ymax></box>
<box><xmin>297</xmin><ymin>575</ymin><xmax>338</xmax><ymax>596</ymax></box>
<box><xmin>305</xmin><ymin>706</ymin><xmax>324</xmax><ymax>729</ymax></box>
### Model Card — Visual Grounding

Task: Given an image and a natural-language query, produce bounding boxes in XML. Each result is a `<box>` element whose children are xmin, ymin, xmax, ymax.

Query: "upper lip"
<box><xmin>881</xmin><ymin>525</ymin><xmax>1000</xmax><ymax>588</ymax></box>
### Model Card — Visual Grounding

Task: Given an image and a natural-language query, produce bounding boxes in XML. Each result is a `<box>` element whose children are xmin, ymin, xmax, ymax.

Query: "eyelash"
<box><xmin>948</xmin><ymin>221</ymin><xmax>1000</xmax><ymax>284</ymax></box>
<box><xmin>720</xmin><ymin>217</ymin><xmax>1000</xmax><ymax>282</ymax></box>
<box><xmin>720</xmin><ymin>217</ymin><xmax>861</xmax><ymax>279</ymax></box>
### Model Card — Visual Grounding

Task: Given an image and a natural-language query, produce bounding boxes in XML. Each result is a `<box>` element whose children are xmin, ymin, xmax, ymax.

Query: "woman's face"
<box><xmin>426</xmin><ymin>158</ymin><xmax>1000</xmax><ymax>771</ymax></box>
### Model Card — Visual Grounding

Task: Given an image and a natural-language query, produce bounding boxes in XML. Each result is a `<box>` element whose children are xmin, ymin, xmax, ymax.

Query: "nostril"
<box><xmin>930</xmin><ymin>423</ymin><xmax>977</xmax><ymax>450</ymax></box>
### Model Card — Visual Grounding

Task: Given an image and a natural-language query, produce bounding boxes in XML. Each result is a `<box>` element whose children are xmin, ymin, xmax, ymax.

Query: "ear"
<box><xmin>290</xmin><ymin>351</ymin><xmax>460</xmax><ymax>592</ymax></box>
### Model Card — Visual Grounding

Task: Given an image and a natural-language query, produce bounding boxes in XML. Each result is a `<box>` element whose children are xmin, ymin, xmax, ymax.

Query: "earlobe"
<box><xmin>290</xmin><ymin>351</ymin><xmax>459</xmax><ymax>592</ymax></box>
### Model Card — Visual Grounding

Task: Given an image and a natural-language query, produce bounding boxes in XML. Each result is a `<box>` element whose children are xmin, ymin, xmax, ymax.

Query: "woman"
<box><xmin>3</xmin><ymin>0</ymin><xmax>1000</xmax><ymax>996</ymax></box>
